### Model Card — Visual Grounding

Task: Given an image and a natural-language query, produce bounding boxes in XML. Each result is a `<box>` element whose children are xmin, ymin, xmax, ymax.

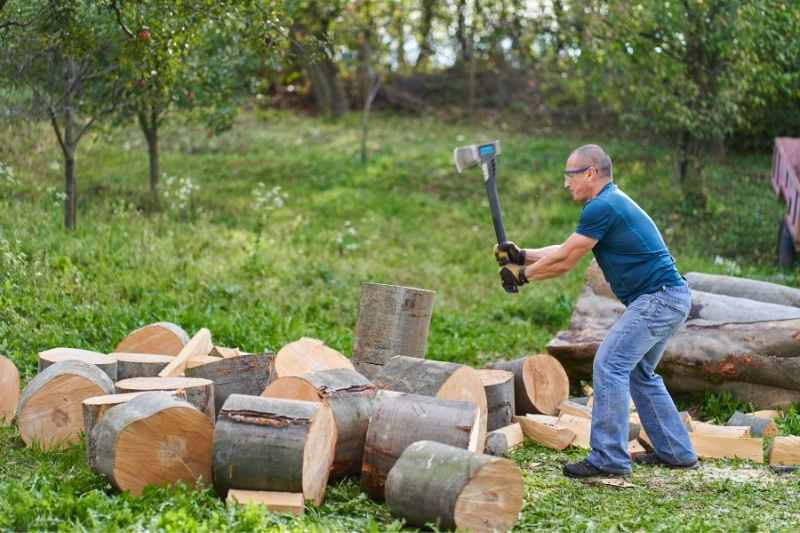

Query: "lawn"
<box><xmin>1</xmin><ymin>110</ymin><xmax>798</xmax><ymax>531</ymax></box>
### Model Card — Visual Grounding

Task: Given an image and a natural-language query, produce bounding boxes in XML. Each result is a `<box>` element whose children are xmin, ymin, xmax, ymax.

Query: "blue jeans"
<box><xmin>586</xmin><ymin>284</ymin><xmax>697</xmax><ymax>473</ymax></box>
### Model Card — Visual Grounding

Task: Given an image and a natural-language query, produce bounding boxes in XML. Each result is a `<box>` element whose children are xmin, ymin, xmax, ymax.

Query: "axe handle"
<box><xmin>483</xmin><ymin>160</ymin><xmax>507</xmax><ymax>245</ymax></box>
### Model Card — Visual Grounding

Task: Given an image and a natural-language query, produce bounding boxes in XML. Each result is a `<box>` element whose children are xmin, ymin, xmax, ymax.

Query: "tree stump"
<box><xmin>1</xmin><ymin>355</ymin><xmax>20</xmax><ymax>424</ymax></box>
<box><xmin>477</xmin><ymin>369</ymin><xmax>515</xmax><ymax>431</ymax></box>
<box><xmin>727</xmin><ymin>411</ymin><xmax>778</xmax><ymax>438</ymax></box>
<box><xmin>93</xmin><ymin>391</ymin><xmax>213</xmax><ymax>495</ymax></box>
<box><xmin>113</xmin><ymin>353</ymin><xmax>175</xmax><ymax>381</ymax></box>
<box><xmin>262</xmin><ymin>368</ymin><xmax>376</xmax><ymax>478</ymax></box>
<box><xmin>385</xmin><ymin>440</ymin><xmax>523</xmax><ymax>532</ymax></box>
<box><xmin>115</xmin><ymin>377</ymin><xmax>215</xmax><ymax>420</ymax></box>
<box><xmin>273</xmin><ymin>338</ymin><xmax>353</xmax><ymax>381</ymax></box>
<box><xmin>361</xmin><ymin>390</ymin><xmax>481</xmax><ymax>501</ymax></box>
<box><xmin>38</xmin><ymin>348</ymin><xmax>117</xmax><ymax>381</ymax></box>
<box><xmin>351</xmin><ymin>282</ymin><xmax>435</xmax><ymax>379</ymax></box>
<box><xmin>17</xmin><ymin>360</ymin><xmax>114</xmax><ymax>450</ymax></box>
<box><xmin>212</xmin><ymin>394</ymin><xmax>336</xmax><ymax>506</ymax></box>
<box><xmin>485</xmin><ymin>354</ymin><xmax>569</xmax><ymax>416</ymax></box>
<box><xmin>186</xmin><ymin>352</ymin><xmax>273</xmax><ymax>416</ymax></box>
<box><xmin>114</xmin><ymin>321</ymin><xmax>190</xmax><ymax>355</ymax></box>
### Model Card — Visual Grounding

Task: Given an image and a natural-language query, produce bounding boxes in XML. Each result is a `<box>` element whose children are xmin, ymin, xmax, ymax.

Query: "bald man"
<box><xmin>496</xmin><ymin>144</ymin><xmax>697</xmax><ymax>477</ymax></box>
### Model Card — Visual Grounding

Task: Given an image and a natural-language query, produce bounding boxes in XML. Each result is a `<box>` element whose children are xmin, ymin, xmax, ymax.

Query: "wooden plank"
<box><xmin>768</xmin><ymin>436</ymin><xmax>800</xmax><ymax>466</ymax></box>
<box><xmin>227</xmin><ymin>490</ymin><xmax>305</xmax><ymax>515</ymax></box>
<box><xmin>688</xmin><ymin>433</ymin><xmax>764</xmax><ymax>463</ymax></box>
<box><xmin>692</xmin><ymin>421</ymin><xmax>751</xmax><ymax>438</ymax></box>
<box><xmin>557</xmin><ymin>413</ymin><xmax>591</xmax><ymax>449</ymax></box>
<box><xmin>158</xmin><ymin>328</ymin><xmax>212</xmax><ymax>378</ymax></box>
<box><xmin>514</xmin><ymin>416</ymin><xmax>574</xmax><ymax>451</ymax></box>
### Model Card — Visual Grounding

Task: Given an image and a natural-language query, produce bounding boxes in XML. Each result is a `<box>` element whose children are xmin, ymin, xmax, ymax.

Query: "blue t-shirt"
<box><xmin>576</xmin><ymin>181</ymin><xmax>683</xmax><ymax>305</ymax></box>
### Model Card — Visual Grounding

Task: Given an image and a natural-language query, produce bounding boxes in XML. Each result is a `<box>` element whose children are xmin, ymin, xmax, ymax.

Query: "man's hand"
<box><xmin>499</xmin><ymin>264</ymin><xmax>528</xmax><ymax>289</ymax></box>
<box><xmin>494</xmin><ymin>241</ymin><xmax>526</xmax><ymax>266</ymax></box>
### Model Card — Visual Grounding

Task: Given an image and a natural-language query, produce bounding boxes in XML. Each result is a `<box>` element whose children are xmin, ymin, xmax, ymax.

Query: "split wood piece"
<box><xmin>485</xmin><ymin>354</ymin><xmax>569</xmax><ymax>416</ymax></box>
<box><xmin>226</xmin><ymin>490</ymin><xmax>304</xmax><ymax>516</ymax></box>
<box><xmin>478</xmin><ymin>369</ymin><xmax>515</xmax><ymax>432</ymax></box>
<box><xmin>273</xmin><ymin>337</ymin><xmax>354</xmax><ymax>382</ymax></box>
<box><xmin>115</xmin><ymin>377</ymin><xmax>215</xmax><ymax>420</ymax></box>
<box><xmin>485</xmin><ymin>423</ymin><xmax>524</xmax><ymax>456</ymax></box>
<box><xmin>558</xmin><ymin>413</ymin><xmax>591</xmax><ymax>449</ymax></box>
<box><xmin>17</xmin><ymin>360</ymin><xmax>114</xmax><ymax>451</ymax></box>
<box><xmin>210</xmin><ymin>346</ymin><xmax>242</xmax><ymax>358</ymax></box>
<box><xmin>112</xmin><ymin>353</ymin><xmax>175</xmax><ymax>380</ymax></box>
<box><xmin>751</xmin><ymin>409</ymin><xmax>781</xmax><ymax>421</ymax></box>
<box><xmin>727</xmin><ymin>411</ymin><xmax>778</xmax><ymax>438</ymax></box>
<box><xmin>158</xmin><ymin>328</ymin><xmax>212</xmax><ymax>378</ymax></box>
<box><xmin>691</xmin><ymin>421</ymin><xmax>751</xmax><ymax>438</ymax></box>
<box><xmin>526</xmin><ymin>414</ymin><xmax>559</xmax><ymax>424</ymax></box>
<box><xmin>514</xmin><ymin>415</ymin><xmax>575</xmax><ymax>451</ymax></box>
<box><xmin>114</xmin><ymin>321</ymin><xmax>190</xmax><ymax>356</ymax></box>
<box><xmin>213</xmin><ymin>394</ymin><xmax>336</xmax><ymax>506</ymax></box>
<box><xmin>558</xmin><ymin>399</ymin><xmax>592</xmax><ymax>419</ymax></box>
<box><xmin>94</xmin><ymin>391</ymin><xmax>213</xmax><ymax>495</ymax></box>
<box><xmin>261</xmin><ymin>368</ymin><xmax>376</xmax><ymax>478</ymax></box>
<box><xmin>38</xmin><ymin>348</ymin><xmax>117</xmax><ymax>381</ymax></box>
<box><xmin>633</xmin><ymin>411</ymin><xmax>692</xmax><ymax>449</ymax></box>
<box><xmin>768</xmin><ymin>436</ymin><xmax>800</xmax><ymax>466</ymax></box>
<box><xmin>186</xmin><ymin>352</ymin><xmax>273</xmax><ymax>416</ymax></box>
<box><xmin>0</xmin><ymin>355</ymin><xmax>20</xmax><ymax>424</ymax></box>
<box><xmin>186</xmin><ymin>355</ymin><xmax>224</xmax><ymax>369</ymax></box>
<box><xmin>385</xmin><ymin>440</ymin><xmax>524</xmax><ymax>533</ymax></box>
<box><xmin>362</xmin><ymin>390</ymin><xmax>481</xmax><ymax>501</ymax></box>
<box><xmin>685</xmin><ymin>272</ymin><xmax>800</xmax><ymax>308</ymax></box>
<box><xmin>351</xmin><ymin>282</ymin><xmax>435</xmax><ymax>379</ymax></box>
<box><xmin>688</xmin><ymin>433</ymin><xmax>764</xmax><ymax>463</ymax></box>
<box><xmin>374</xmin><ymin>355</ymin><xmax>488</xmax><ymax>452</ymax></box>
<box><xmin>628</xmin><ymin>439</ymin><xmax>647</xmax><ymax>458</ymax></box>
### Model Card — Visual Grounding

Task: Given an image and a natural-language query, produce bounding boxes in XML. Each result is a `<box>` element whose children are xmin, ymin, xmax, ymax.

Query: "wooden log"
<box><xmin>17</xmin><ymin>360</ymin><xmax>114</xmax><ymax>451</ymax></box>
<box><xmin>484</xmin><ymin>423</ymin><xmax>524</xmax><ymax>456</ymax></box>
<box><xmin>768</xmin><ymin>436</ymin><xmax>800</xmax><ymax>466</ymax></box>
<box><xmin>210</xmin><ymin>346</ymin><xmax>242</xmax><ymax>358</ymax></box>
<box><xmin>158</xmin><ymin>328</ymin><xmax>212</xmax><ymax>378</ymax></box>
<box><xmin>226</xmin><ymin>490</ymin><xmax>304</xmax><ymax>515</ymax></box>
<box><xmin>385</xmin><ymin>440</ymin><xmax>523</xmax><ymax>532</ymax></box>
<box><xmin>93</xmin><ymin>391</ymin><xmax>213</xmax><ymax>495</ymax></box>
<box><xmin>685</xmin><ymin>272</ymin><xmax>800</xmax><ymax>308</ymax></box>
<box><xmin>691</xmin><ymin>421</ymin><xmax>751</xmax><ymax>438</ymax></box>
<box><xmin>212</xmin><ymin>394</ymin><xmax>336</xmax><ymax>505</ymax></box>
<box><xmin>1</xmin><ymin>355</ymin><xmax>20</xmax><ymax>424</ymax></box>
<box><xmin>726</xmin><ymin>411</ymin><xmax>778</xmax><ymax>438</ymax></box>
<box><xmin>185</xmin><ymin>355</ymin><xmax>224</xmax><ymax>368</ymax></box>
<box><xmin>557</xmin><ymin>413</ymin><xmax>591</xmax><ymax>449</ymax></box>
<box><xmin>373</xmin><ymin>355</ymin><xmax>488</xmax><ymax>452</ymax></box>
<box><xmin>351</xmin><ymin>282</ymin><xmax>435</xmax><ymax>379</ymax></box>
<box><xmin>186</xmin><ymin>353</ymin><xmax>273</xmax><ymax>416</ymax></box>
<box><xmin>112</xmin><ymin>353</ymin><xmax>175</xmax><ymax>380</ymax></box>
<box><xmin>362</xmin><ymin>391</ymin><xmax>481</xmax><ymax>501</ymax></box>
<box><xmin>688</xmin><ymin>433</ymin><xmax>764</xmax><ymax>463</ymax></box>
<box><xmin>115</xmin><ymin>377</ymin><xmax>215</xmax><ymax>420</ymax></box>
<box><xmin>628</xmin><ymin>439</ymin><xmax>647</xmax><ymax>458</ymax></box>
<box><xmin>751</xmin><ymin>409</ymin><xmax>781</xmax><ymax>421</ymax></box>
<box><xmin>514</xmin><ymin>415</ymin><xmax>575</xmax><ymax>450</ymax></box>
<box><xmin>114</xmin><ymin>321</ymin><xmax>190</xmax><ymax>355</ymax></box>
<box><xmin>485</xmin><ymin>354</ymin><xmax>569</xmax><ymax>416</ymax></box>
<box><xmin>273</xmin><ymin>337</ymin><xmax>354</xmax><ymax>381</ymax></box>
<box><xmin>477</xmin><ymin>369</ymin><xmax>515</xmax><ymax>432</ymax></box>
<box><xmin>558</xmin><ymin>399</ymin><xmax>592</xmax><ymax>419</ymax></box>
<box><xmin>38</xmin><ymin>348</ymin><xmax>117</xmax><ymax>381</ymax></box>
<box><xmin>262</xmin><ymin>368</ymin><xmax>376</xmax><ymax>478</ymax></box>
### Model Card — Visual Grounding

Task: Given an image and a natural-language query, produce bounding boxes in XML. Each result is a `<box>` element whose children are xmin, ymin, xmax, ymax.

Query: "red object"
<box><xmin>771</xmin><ymin>137</ymin><xmax>800</xmax><ymax>242</ymax></box>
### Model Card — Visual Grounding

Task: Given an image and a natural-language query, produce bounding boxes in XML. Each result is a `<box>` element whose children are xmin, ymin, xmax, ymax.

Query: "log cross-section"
<box><xmin>186</xmin><ymin>352</ymin><xmax>273</xmax><ymax>416</ymax></box>
<box><xmin>486</xmin><ymin>354</ymin><xmax>569</xmax><ymax>415</ymax></box>
<box><xmin>0</xmin><ymin>355</ymin><xmax>20</xmax><ymax>424</ymax></box>
<box><xmin>114</xmin><ymin>322</ymin><xmax>190</xmax><ymax>355</ymax></box>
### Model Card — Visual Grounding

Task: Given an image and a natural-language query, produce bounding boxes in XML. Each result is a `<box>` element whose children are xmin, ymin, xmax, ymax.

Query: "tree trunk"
<box><xmin>477</xmin><ymin>369</ymin><xmax>515</xmax><ymax>431</ymax></box>
<box><xmin>485</xmin><ymin>355</ymin><xmax>569</xmax><ymax>416</ymax></box>
<box><xmin>677</xmin><ymin>130</ymin><xmax>707</xmax><ymax>210</ymax></box>
<box><xmin>414</xmin><ymin>0</ymin><xmax>436</xmax><ymax>70</ymax></box>
<box><xmin>185</xmin><ymin>352</ymin><xmax>273</xmax><ymax>416</ymax></box>
<box><xmin>137</xmin><ymin>106</ymin><xmax>161</xmax><ymax>202</ymax></box>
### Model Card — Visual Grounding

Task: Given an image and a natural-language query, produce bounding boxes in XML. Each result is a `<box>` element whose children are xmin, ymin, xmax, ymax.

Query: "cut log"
<box><xmin>210</xmin><ymin>346</ymin><xmax>242</xmax><ymax>358</ymax></box>
<box><xmin>691</xmin><ymin>421</ymin><xmax>751</xmax><ymax>438</ymax></box>
<box><xmin>558</xmin><ymin>399</ymin><xmax>592</xmax><ymax>419</ymax></box>
<box><xmin>38</xmin><ymin>348</ymin><xmax>117</xmax><ymax>381</ymax></box>
<box><xmin>212</xmin><ymin>394</ymin><xmax>336</xmax><ymax>505</ymax></box>
<box><xmin>514</xmin><ymin>415</ymin><xmax>575</xmax><ymax>450</ymax></box>
<box><xmin>261</xmin><ymin>368</ymin><xmax>376</xmax><ymax>478</ymax></box>
<box><xmin>115</xmin><ymin>377</ymin><xmax>215</xmax><ymax>420</ymax></box>
<box><xmin>158</xmin><ymin>328</ymin><xmax>212</xmax><ymax>378</ymax></box>
<box><xmin>112</xmin><ymin>353</ymin><xmax>175</xmax><ymax>380</ymax></box>
<box><xmin>373</xmin><ymin>356</ymin><xmax>488</xmax><ymax>452</ymax></box>
<box><xmin>685</xmin><ymin>272</ymin><xmax>800</xmax><ymax>308</ymax></box>
<box><xmin>726</xmin><ymin>412</ymin><xmax>778</xmax><ymax>438</ymax></box>
<box><xmin>557</xmin><ymin>413</ymin><xmax>591</xmax><ymax>449</ymax></box>
<box><xmin>768</xmin><ymin>436</ymin><xmax>800</xmax><ymax>466</ymax></box>
<box><xmin>351</xmin><ymin>282</ymin><xmax>435</xmax><ymax>379</ymax></box>
<box><xmin>94</xmin><ymin>391</ymin><xmax>213</xmax><ymax>495</ymax></box>
<box><xmin>114</xmin><ymin>321</ymin><xmax>190</xmax><ymax>355</ymax></box>
<box><xmin>688</xmin><ymin>433</ymin><xmax>764</xmax><ymax>463</ymax></box>
<box><xmin>385</xmin><ymin>440</ymin><xmax>523</xmax><ymax>532</ymax></box>
<box><xmin>751</xmin><ymin>409</ymin><xmax>781</xmax><ymax>421</ymax></box>
<box><xmin>273</xmin><ymin>337</ymin><xmax>354</xmax><ymax>382</ymax></box>
<box><xmin>362</xmin><ymin>390</ymin><xmax>481</xmax><ymax>500</ymax></box>
<box><xmin>185</xmin><ymin>355</ymin><xmax>224</xmax><ymax>369</ymax></box>
<box><xmin>485</xmin><ymin>354</ymin><xmax>569</xmax><ymax>416</ymax></box>
<box><xmin>17</xmin><ymin>360</ymin><xmax>114</xmax><ymax>451</ymax></box>
<box><xmin>526</xmin><ymin>414</ymin><xmax>559</xmax><ymax>425</ymax></box>
<box><xmin>186</xmin><ymin>353</ymin><xmax>273</xmax><ymax>416</ymax></box>
<box><xmin>629</xmin><ymin>439</ymin><xmax>647</xmax><ymax>458</ymax></box>
<box><xmin>478</xmin><ymin>369</ymin><xmax>515</xmax><ymax>432</ymax></box>
<box><xmin>226</xmin><ymin>490</ymin><xmax>304</xmax><ymax>515</ymax></box>
<box><xmin>1</xmin><ymin>355</ymin><xmax>20</xmax><ymax>424</ymax></box>
<box><xmin>484</xmin><ymin>423</ymin><xmax>524</xmax><ymax>456</ymax></box>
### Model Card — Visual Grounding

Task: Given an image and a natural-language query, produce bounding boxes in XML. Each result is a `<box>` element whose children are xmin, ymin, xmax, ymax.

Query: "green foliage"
<box><xmin>697</xmin><ymin>391</ymin><xmax>755</xmax><ymax>424</ymax></box>
<box><xmin>777</xmin><ymin>404</ymin><xmax>800</xmax><ymax>436</ymax></box>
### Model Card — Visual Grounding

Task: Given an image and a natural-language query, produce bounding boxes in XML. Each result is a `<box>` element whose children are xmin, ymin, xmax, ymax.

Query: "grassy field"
<box><xmin>1</xmin><ymin>110</ymin><xmax>798</xmax><ymax>531</ymax></box>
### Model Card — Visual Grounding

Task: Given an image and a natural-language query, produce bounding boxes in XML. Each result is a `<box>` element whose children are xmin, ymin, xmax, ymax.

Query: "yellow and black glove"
<box><xmin>499</xmin><ymin>264</ymin><xmax>528</xmax><ymax>291</ymax></box>
<box><xmin>494</xmin><ymin>241</ymin><xmax>526</xmax><ymax>266</ymax></box>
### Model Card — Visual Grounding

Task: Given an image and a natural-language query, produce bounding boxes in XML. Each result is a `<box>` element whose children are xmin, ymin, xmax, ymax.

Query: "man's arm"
<box><xmin>524</xmin><ymin>233</ymin><xmax>597</xmax><ymax>280</ymax></box>
<box><xmin>522</xmin><ymin>245</ymin><xmax>561</xmax><ymax>265</ymax></box>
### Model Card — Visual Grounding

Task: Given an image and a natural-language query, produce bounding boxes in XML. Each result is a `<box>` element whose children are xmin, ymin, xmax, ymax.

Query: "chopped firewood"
<box><xmin>526</xmin><ymin>414</ymin><xmax>559</xmax><ymax>425</ymax></box>
<box><xmin>226</xmin><ymin>490</ymin><xmax>304</xmax><ymax>515</ymax></box>
<box><xmin>210</xmin><ymin>346</ymin><xmax>242</xmax><ymax>358</ymax></box>
<box><xmin>768</xmin><ymin>436</ymin><xmax>800</xmax><ymax>466</ymax></box>
<box><xmin>557</xmin><ymin>413</ymin><xmax>591</xmax><ymax>449</ymax></box>
<box><xmin>114</xmin><ymin>322</ymin><xmax>190</xmax><ymax>356</ymax></box>
<box><xmin>633</xmin><ymin>411</ymin><xmax>692</xmax><ymax>450</ymax></box>
<box><xmin>158</xmin><ymin>328</ymin><xmax>212</xmax><ymax>378</ymax></box>
<box><xmin>514</xmin><ymin>415</ymin><xmax>575</xmax><ymax>451</ymax></box>
<box><xmin>187</xmin><ymin>353</ymin><xmax>273</xmax><ymax>417</ymax></box>
<box><xmin>727</xmin><ymin>412</ymin><xmax>778</xmax><ymax>438</ymax></box>
<box><xmin>751</xmin><ymin>409</ymin><xmax>781</xmax><ymax>421</ymax></box>
<box><xmin>116</xmin><ymin>377</ymin><xmax>215</xmax><ymax>420</ymax></box>
<box><xmin>628</xmin><ymin>439</ymin><xmax>647</xmax><ymax>458</ymax></box>
<box><xmin>112</xmin><ymin>353</ymin><xmax>175</xmax><ymax>380</ymax></box>
<box><xmin>485</xmin><ymin>423</ymin><xmax>524</xmax><ymax>456</ymax></box>
<box><xmin>558</xmin><ymin>399</ymin><xmax>592</xmax><ymax>419</ymax></box>
<box><xmin>477</xmin><ymin>369</ymin><xmax>515</xmax><ymax>431</ymax></box>
<box><xmin>1</xmin><ymin>355</ymin><xmax>20</xmax><ymax>425</ymax></box>
<box><xmin>485</xmin><ymin>354</ymin><xmax>569</xmax><ymax>415</ymax></box>
<box><xmin>274</xmin><ymin>337</ymin><xmax>354</xmax><ymax>380</ymax></box>
<box><xmin>38</xmin><ymin>348</ymin><xmax>117</xmax><ymax>381</ymax></box>
<box><xmin>692</xmin><ymin>421</ymin><xmax>751</xmax><ymax>438</ymax></box>
<box><xmin>688</xmin><ymin>433</ymin><xmax>764</xmax><ymax>463</ymax></box>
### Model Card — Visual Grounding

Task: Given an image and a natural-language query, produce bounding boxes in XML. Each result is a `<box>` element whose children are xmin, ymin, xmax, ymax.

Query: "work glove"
<box><xmin>494</xmin><ymin>241</ymin><xmax>526</xmax><ymax>266</ymax></box>
<box><xmin>499</xmin><ymin>264</ymin><xmax>528</xmax><ymax>290</ymax></box>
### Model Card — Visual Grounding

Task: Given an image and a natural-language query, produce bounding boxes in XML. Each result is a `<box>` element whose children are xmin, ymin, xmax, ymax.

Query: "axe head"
<box><xmin>453</xmin><ymin>140</ymin><xmax>501</xmax><ymax>173</ymax></box>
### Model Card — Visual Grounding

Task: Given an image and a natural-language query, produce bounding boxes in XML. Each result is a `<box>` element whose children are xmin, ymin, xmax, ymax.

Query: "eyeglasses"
<box><xmin>563</xmin><ymin>166</ymin><xmax>593</xmax><ymax>181</ymax></box>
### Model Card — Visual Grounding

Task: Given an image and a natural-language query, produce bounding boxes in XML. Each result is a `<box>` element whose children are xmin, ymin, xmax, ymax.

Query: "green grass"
<box><xmin>1</xmin><ymin>110</ymin><xmax>799</xmax><ymax>531</ymax></box>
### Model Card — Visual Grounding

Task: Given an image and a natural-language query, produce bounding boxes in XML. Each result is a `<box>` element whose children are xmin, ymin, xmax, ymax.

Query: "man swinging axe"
<box><xmin>497</xmin><ymin>144</ymin><xmax>698</xmax><ymax>478</ymax></box>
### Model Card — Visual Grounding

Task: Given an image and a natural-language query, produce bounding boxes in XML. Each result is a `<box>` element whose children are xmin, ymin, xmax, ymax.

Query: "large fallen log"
<box><xmin>38</xmin><ymin>348</ymin><xmax>118</xmax><ymax>381</ymax></box>
<box><xmin>185</xmin><ymin>352</ymin><xmax>272</xmax><ymax>416</ymax></box>
<box><xmin>114</xmin><ymin>322</ymin><xmax>190</xmax><ymax>355</ymax></box>
<box><xmin>477</xmin><ymin>369</ymin><xmax>515</xmax><ymax>432</ymax></box>
<box><xmin>1</xmin><ymin>355</ymin><xmax>20</xmax><ymax>424</ymax></box>
<box><xmin>485</xmin><ymin>355</ymin><xmax>569</xmax><ymax>416</ymax></box>
<box><xmin>686</xmin><ymin>272</ymin><xmax>800</xmax><ymax>308</ymax></box>
<box><xmin>115</xmin><ymin>377</ymin><xmax>215</xmax><ymax>420</ymax></box>
<box><xmin>385</xmin><ymin>440</ymin><xmax>523</xmax><ymax>532</ymax></box>
<box><xmin>113</xmin><ymin>353</ymin><xmax>175</xmax><ymax>380</ymax></box>
<box><xmin>273</xmin><ymin>338</ymin><xmax>353</xmax><ymax>381</ymax></box>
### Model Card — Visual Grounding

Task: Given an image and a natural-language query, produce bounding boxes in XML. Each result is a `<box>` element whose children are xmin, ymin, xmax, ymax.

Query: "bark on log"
<box><xmin>768</xmin><ymin>436</ymin><xmax>800</xmax><ymax>466</ymax></box>
<box><xmin>273</xmin><ymin>338</ymin><xmax>353</xmax><ymax>381</ymax></box>
<box><xmin>210</xmin><ymin>346</ymin><xmax>242</xmax><ymax>358</ymax></box>
<box><xmin>373</xmin><ymin>356</ymin><xmax>488</xmax><ymax>452</ymax></box>
<box><xmin>112</xmin><ymin>353</ymin><xmax>175</xmax><ymax>380</ymax></box>
<box><xmin>93</xmin><ymin>392</ymin><xmax>213</xmax><ymax>495</ymax></box>
<box><xmin>17</xmin><ymin>360</ymin><xmax>114</xmax><ymax>451</ymax></box>
<box><xmin>0</xmin><ymin>355</ymin><xmax>20</xmax><ymax>424</ymax></box>
<box><xmin>686</xmin><ymin>272</ymin><xmax>800</xmax><ymax>308</ymax></box>
<box><xmin>362</xmin><ymin>391</ymin><xmax>481</xmax><ymax>501</ymax></box>
<box><xmin>186</xmin><ymin>353</ymin><xmax>273</xmax><ymax>416</ymax></box>
<box><xmin>158</xmin><ymin>328</ymin><xmax>212</xmax><ymax>378</ymax></box>
<box><xmin>262</xmin><ymin>368</ymin><xmax>376</xmax><ymax>478</ymax></box>
<box><xmin>226</xmin><ymin>490</ymin><xmax>304</xmax><ymax>515</ymax></box>
<box><xmin>727</xmin><ymin>412</ymin><xmax>778</xmax><ymax>438</ymax></box>
<box><xmin>478</xmin><ymin>369</ymin><xmax>515</xmax><ymax>432</ymax></box>
<box><xmin>351</xmin><ymin>283</ymin><xmax>435</xmax><ymax>379</ymax></box>
<box><xmin>114</xmin><ymin>322</ymin><xmax>190</xmax><ymax>355</ymax></box>
<box><xmin>385</xmin><ymin>440</ymin><xmax>523</xmax><ymax>532</ymax></box>
<box><xmin>484</xmin><ymin>423</ymin><xmax>524</xmax><ymax>456</ymax></box>
<box><xmin>38</xmin><ymin>348</ymin><xmax>117</xmax><ymax>381</ymax></box>
<box><xmin>212</xmin><ymin>394</ymin><xmax>336</xmax><ymax>505</ymax></box>
<box><xmin>485</xmin><ymin>355</ymin><xmax>569</xmax><ymax>416</ymax></box>
<box><xmin>115</xmin><ymin>377</ymin><xmax>215</xmax><ymax>420</ymax></box>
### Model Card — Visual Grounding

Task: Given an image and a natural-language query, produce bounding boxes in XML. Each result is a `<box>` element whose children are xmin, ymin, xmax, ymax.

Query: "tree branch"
<box><xmin>48</xmin><ymin>106</ymin><xmax>67</xmax><ymax>154</ymax></box>
<box><xmin>110</xmin><ymin>0</ymin><xmax>135</xmax><ymax>38</ymax></box>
